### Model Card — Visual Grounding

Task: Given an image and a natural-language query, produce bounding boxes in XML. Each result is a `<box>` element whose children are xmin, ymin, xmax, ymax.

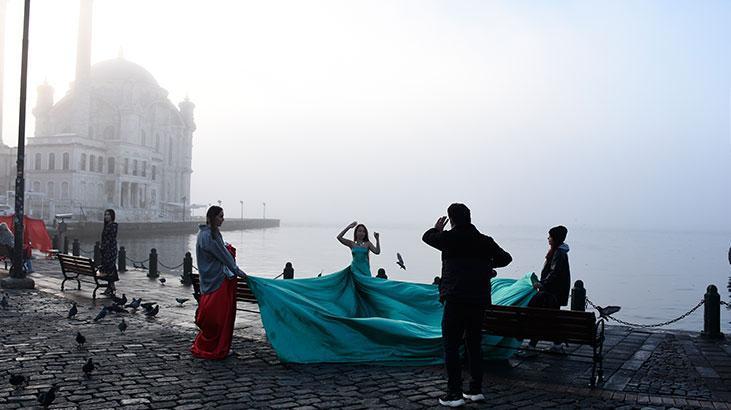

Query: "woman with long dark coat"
<box><xmin>99</xmin><ymin>209</ymin><xmax>119</xmax><ymax>296</ymax></box>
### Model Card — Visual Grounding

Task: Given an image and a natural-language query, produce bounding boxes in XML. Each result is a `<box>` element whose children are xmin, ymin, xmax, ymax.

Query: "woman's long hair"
<box><xmin>104</xmin><ymin>209</ymin><xmax>116</xmax><ymax>225</ymax></box>
<box><xmin>206</xmin><ymin>206</ymin><xmax>223</xmax><ymax>239</ymax></box>
<box><xmin>353</xmin><ymin>224</ymin><xmax>369</xmax><ymax>243</ymax></box>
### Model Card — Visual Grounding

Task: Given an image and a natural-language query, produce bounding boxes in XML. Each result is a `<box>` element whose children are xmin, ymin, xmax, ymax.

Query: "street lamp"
<box><xmin>2</xmin><ymin>0</ymin><xmax>34</xmax><ymax>289</ymax></box>
<box><xmin>239</xmin><ymin>200</ymin><xmax>243</xmax><ymax>221</ymax></box>
<box><xmin>262</xmin><ymin>202</ymin><xmax>266</xmax><ymax>220</ymax></box>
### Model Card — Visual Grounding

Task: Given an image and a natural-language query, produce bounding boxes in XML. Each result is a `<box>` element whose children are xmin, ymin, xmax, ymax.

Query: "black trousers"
<box><xmin>442</xmin><ymin>300</ymin><xmax>485</xmax><ymax>395</ymax></box>
<box><xmin>527</xmin><ymin>291</ymin><xmax>560</xmax><ymax>346</ymax></box>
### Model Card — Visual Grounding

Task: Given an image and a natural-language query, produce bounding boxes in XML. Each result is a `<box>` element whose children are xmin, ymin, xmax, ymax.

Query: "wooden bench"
<box><xmin>482</xmin><ymin>305</ymin><xmax>605</xmax><ymax>387</ymax></box>
<box><xmin>191</xmin><ymin>273</ymin><xmax>259</xmax><ymax>314</ymax></box>
<box><xmin>58</xmin><ymin>254</ymin><xmax>111</xmax><ymax>300</ymax></box>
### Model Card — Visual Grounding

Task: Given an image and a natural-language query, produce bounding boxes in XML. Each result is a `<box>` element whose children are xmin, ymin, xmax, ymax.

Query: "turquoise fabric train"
<box><xmin>246</xmin><ymin>246</ymin><xmax>537</xmax><ymax>364</ymax></box>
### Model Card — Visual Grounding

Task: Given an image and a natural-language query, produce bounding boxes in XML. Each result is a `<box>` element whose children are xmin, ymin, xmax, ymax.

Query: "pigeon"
<box><xmin>75</xmin><ymin>331</ymin><xmax>86</xmax><ymax>347</ymax></box>
<box><xmin>175</xmin><ymin>298</ymin><xmax>189</xmax><ymax>306</ymax></box>
<box><xmin>1</xmin><ymin>293</ymin><xmax>8</xmax><ymax>309</ymax></box>
<box><xmin>37</xmin><ymin>385</ymin><xmax>58</xmax><ymax>408</ymax></box>
<box><xmin>118</xmin><ymin>319</ymin><xmax>127</xmax><ymax>333</ymax></box>
<box><xmin>82</xmin><ymin>358</ymin><xmax>94</xmax><ymax>377</ymax></box>
<box><xmin>396</xmin><ymin>253</ymin><xmax>406</xmax><ymax>270</ymax></box>
<box><xmin>111</xmin><ymin>293</ymin><xmax>127</xmax><ymax>306</ymax></box>
<box><xmin>140</xmin><ymin>302</ymin><xmax>156</xmax><ymax>312</ymax></box>
<box><xmin>144</xmin><ymin>304</ymin><xmax>159</xmax><ymax>317</ymax></box>
<box><xmin>159</xmin><ymin>277</ymin><xmax>166</xmax><ymax>285</ymax></box>
<box><xmin>596</xmin><ymin>305</ymin><xmax>621</xmax><ymax>319</ymax></box>
<box><xmin>9</xmin><ymin>374</ymin><xmax>28</xmax><ymax>389</ymax></box>
<box><xmin>125</xmin><ymin>298</ymin><xmax>141</xmax><ymax>310</ymax></box>
<box><xmin>68</xmin><ymin>303</ymin><xmax>78</xmax><ymax>319</ymax></box>
<box><xmin>93</xmin><ymin>307</ymin><xmax>108</xmax><ymax>322</ymax></box>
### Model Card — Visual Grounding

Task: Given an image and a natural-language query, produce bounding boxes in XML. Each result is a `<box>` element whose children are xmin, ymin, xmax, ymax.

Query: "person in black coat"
<box><xmin>423</xmin><ymin>203</ymin><xmax>512</xmax><ymax>407</ymax></box>
<box><xmin>525</xmin><ymin>225</ymin><xmax>571</xmax><ymax>352</ymax></box>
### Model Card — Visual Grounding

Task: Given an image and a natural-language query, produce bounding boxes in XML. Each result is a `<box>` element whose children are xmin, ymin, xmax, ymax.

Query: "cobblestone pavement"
<box><xmin>0</xmin><ymin>260</ymin><xmax>730</xmax><ymax>409</ymax></box>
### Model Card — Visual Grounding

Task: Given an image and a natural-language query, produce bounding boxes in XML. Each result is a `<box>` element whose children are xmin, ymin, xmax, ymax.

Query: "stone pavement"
<box><xmin>0</xmin><ymin>259</ymin><xmax>730</xmax><ymax>409</ymax></box>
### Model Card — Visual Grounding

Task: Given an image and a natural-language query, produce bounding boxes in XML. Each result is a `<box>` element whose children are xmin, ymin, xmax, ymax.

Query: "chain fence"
<box><xmin>158</xmin><ymin>261</ymin><xmax>184</xmax><ymax>270</ymax></box>
<box><xmin>125</xmin><ymin>256</ymin><xmax>150</xmax><ymax>265</ymax></box>
<box><xmin>586</xmin><ymin>297</ymin><xmax>705</xmax><ymax>329</ymax></box>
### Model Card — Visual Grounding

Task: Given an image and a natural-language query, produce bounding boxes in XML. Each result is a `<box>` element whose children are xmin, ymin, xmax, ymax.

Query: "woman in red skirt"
<box><xmin>191</xmin><ymin>206</ymin><xmax>247</xmax><ymax>360</ymax></box>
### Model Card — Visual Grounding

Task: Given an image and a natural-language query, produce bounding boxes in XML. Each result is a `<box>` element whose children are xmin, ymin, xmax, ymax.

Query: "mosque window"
<box><xmin>142</xmin><ymin>161</ymin><xmax>147</xmax><ymax>177</ymax></box>
<box><xmin>35</xmin><ymin>153</ymin><xmax>42</xmax><ymax>170</ymax></box>
<box><xmin>151</xmin><ymin>165</ymin><xmax>156</xmax><ymax>181</ymax></box>
<box><xmin>62</xmin><ymin>153</ymin><xmax>69</xmax><ymax>170</ymax></box>
<box><xmin>61</xmin><ymin>182</ymin><xmax>69</xmax><ymax>200</ymax></box>
<box><xmin>89</xmin><ymin>155</ymin><xmax>96</xmax><ymax>172</ymax></box>
<box><xmin>98</xmin><ymin>156</ymin><xmax>104</xmax><ymax>173</ymax></box>
<box><xmin>104</xmin><ymin>126</ymin><xmax>116</xmax><ymax>140</ymax></box>
<box><xmin>108</xmin><ymin>157</ymin><xmax>115</xmax><ymax>174</ymax></box>
<box><xmin>48</xmin><ymin>153</ymin><xmax>55</xmax><ymax>170</ymax></box>
<box><xmin>133</xmin><ymin>160</ymin><xmax>138</xmax><ymax>176</ymax></box>
<box><xmin>80</xmin><ymin>153</ymin><xmax>87</xmax><ymax>171</ymax></box>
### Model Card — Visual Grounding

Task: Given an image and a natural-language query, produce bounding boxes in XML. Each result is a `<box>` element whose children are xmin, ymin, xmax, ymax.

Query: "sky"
<box><xmin>1</xmin><ymin>0</ymin><xmax>730</xmax><ymax>230</ymax></box>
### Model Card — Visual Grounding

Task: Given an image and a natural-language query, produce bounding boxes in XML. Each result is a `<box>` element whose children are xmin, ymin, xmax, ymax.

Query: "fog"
<box><xmin>2</xmin><ymin>0</ymin><xmax>730</xmax><ymax>230</ymax></box>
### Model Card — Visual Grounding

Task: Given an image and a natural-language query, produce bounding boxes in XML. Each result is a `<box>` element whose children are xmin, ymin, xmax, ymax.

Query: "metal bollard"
<box><xmin>93</xmin><ymin>241</ymin><xmax>101</xmax><ymax>267</ymax></box>
<box><xmin>570</xmin><ymin>280</ymin><xmax>586</xmax><ymax>311</ymax></box>
<box><xmin>72</xmin><ymin>239</ymin><xmax>80</xmax><ymax>256</ymax></box>
<box><xmin>63</xmin><ymin>236</ymin><xmax>69</xmax><ymax>254</ymax></box>
<box><xmin>181</xmin><ymin>252</ymin><xmax>192</xmax><ymax>286</ymax></box>
<box><xmin>701</xmin><ymin>285</ymin><xmax>724</xmax><ymax>339</ymax></box>
<box><xmin>118</xmin><ymin>246</ymin><xmax>127</xmax><ymax>273</ymax></box>
<box><xmin>148</xmin><ymin>248</ymin><xmax>159</xmax><ymax>278</ymax></box>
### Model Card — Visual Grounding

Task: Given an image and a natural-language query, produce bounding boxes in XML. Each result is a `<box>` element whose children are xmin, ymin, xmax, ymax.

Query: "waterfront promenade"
<box><xmin>1</xmin><ymin>259</ymin><xmax>730</xmax><ymax>409</ymax></box>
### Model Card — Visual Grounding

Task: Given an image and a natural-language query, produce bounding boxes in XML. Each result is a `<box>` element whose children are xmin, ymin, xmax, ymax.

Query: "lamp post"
<box><xmin>239</xmin><ymin>200</ymin><xmax>243</xmax><ymax>221</ymax></box>
<box><xmin>262</xmin><ymin>202</ymin><xmax>266</xmax><ymax>220</ymax></box>
<box><xmin>2</xmin><ymin>0</ymin><xmax>34</xmax><ymax>289</ymax></box>
<box><xmin>181</xmin><ymin>196</ymin><xmax>186</xmax><ymax>222</ymax></box>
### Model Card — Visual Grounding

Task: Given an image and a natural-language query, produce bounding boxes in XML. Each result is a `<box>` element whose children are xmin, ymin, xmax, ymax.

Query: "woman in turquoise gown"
<box><xmin>335</xmin><ymin>221</ymin><xmax>380</xmax><ymax>276</ymax></box>
<box><xmin>245</xmin><ymin>226</ymin><xmax>537</xmax><ymax>364</ymax></box>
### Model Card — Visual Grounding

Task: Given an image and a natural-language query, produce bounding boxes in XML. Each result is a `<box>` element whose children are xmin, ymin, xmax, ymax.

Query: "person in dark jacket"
<box><xmin>525</xmin><ymin>225</ymin><xmax>571</xmax><ymax>353</ymax></box>
<box><xmin>99</xmin><ymin>209</ymin><xmax>119</xmax><ymax>296</ymax></box>
<box><xmin>423</xmin><ymin>203</ymin><xmax>512</xmax><ymax>407</ymax></box>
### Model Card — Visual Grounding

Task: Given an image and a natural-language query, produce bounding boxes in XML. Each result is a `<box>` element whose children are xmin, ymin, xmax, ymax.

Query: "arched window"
<box><xmin>62</xmin><ymin>153</ymin><xmax>69</xmax><ymax>170</ymax></box>
<box><xmin>97</xmin><ymin>156</ymin><xmax>103</xmax><ymax>173</ymax></box>
<box><xmin>89</xmin><ymin>155</ymin><xmax>96</xmax><ymax>172</ymax></box>
<box><xmin>108</xmin><ymin>157</ymin><xmax>115</xmax><ymax>174</ymax></box>
<box><xmin>151</xmin><ymin>165</ymin><xmax>156</xmax><ymax>181</ymax></box>
<box><xmin>80</xmin><ymin>153</ymin><xmax>87</xmax><ymax>171</ymax></box>
<box><xmin>48</xmin><ymin>153</ymin><xmax>55</xmax><ymax>170</ymax></box>
<box><xmin>47</xmin><ymin>181</ymin><xmax>55</xmax><ymax>199</ymax></box>
<box><xmin>34</xmin><ymin>153</ymin><xmax>41</xmax><ymax>170</ymax></box>
<box><xmin>151</xmin><ymin>190</ymin><xmax>156</xmax><ymax>205</ymax></box>
<box><xmin>142</xmin><ymin>161</ymin><xmax>147</xmax><ymax>177</ymax></box>
<box><xmin>61</xmin><ymin>182</ymin><xmax>69</xmax><ymax>200</ymax></box>
<box><xmin>133</xmin><ymin>159</ymin><xmax>138</xmax><ymax>176</ymax></box>
<box><xmin>104</xmin><ymin>126</ymin><xmax>115</xmax><ymax>140</ymax></box>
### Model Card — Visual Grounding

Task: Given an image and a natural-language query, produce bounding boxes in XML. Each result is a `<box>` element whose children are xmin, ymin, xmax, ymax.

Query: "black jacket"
<box><xmin>422</xmin><ymin>224</ymin><xmax>512</xmax><ymax>305</ymax></box>
<box><xmin>539</xmin><ymin>243</ymin><xmax>571</xmax><ymax>306</ymax></box>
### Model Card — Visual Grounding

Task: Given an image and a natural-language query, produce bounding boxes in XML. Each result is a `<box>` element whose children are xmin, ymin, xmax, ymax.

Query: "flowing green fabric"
<box><xmin>246</xmin><ymin>247</ymin><xmax>537</xmax><ymax>364</ymax></box>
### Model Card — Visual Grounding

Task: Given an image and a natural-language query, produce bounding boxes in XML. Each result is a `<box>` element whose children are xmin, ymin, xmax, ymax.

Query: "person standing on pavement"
<box><xmin>99</xmin><ymin>209</ymin><xmax>119</xmax><ymax>296</ymax></box>
<box><xmin>423</xmin><ymin>203</ymin><xmax>513</xmax><ymax>407</ymax></box>
<box><xmin>191</xmin><ymin>206</ymin><xmax>247</xmax><ymax>360</ymax></box>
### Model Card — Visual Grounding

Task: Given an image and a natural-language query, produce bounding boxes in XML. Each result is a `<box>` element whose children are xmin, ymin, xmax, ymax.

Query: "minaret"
<box><xmin>76</xmin><ymin>0</ymin><xmax>93</xmax><ymax>85</ymax></box>
<box><xmin>73</xmin><ymin>0</ymin><xmax>93</xmax><ymax>138</ymax></box>
<box><xmin>0</xmin><ymin>0</ymin><xmax>7</xmax><ymax>142</ymax></box>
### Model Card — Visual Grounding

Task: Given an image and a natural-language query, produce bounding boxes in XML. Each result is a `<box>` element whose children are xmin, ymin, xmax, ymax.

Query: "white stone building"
<box><xmin>4</xmin><ymin>0</ymin><xmax>195</xmax><ymax>222</ymax></box>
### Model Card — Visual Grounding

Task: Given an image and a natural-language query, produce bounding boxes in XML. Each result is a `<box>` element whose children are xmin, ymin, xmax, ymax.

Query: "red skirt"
<box><xmin>191</xmin><ymin>276</ymin><xmax>237</xmax><ymax>360</ymax></box>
